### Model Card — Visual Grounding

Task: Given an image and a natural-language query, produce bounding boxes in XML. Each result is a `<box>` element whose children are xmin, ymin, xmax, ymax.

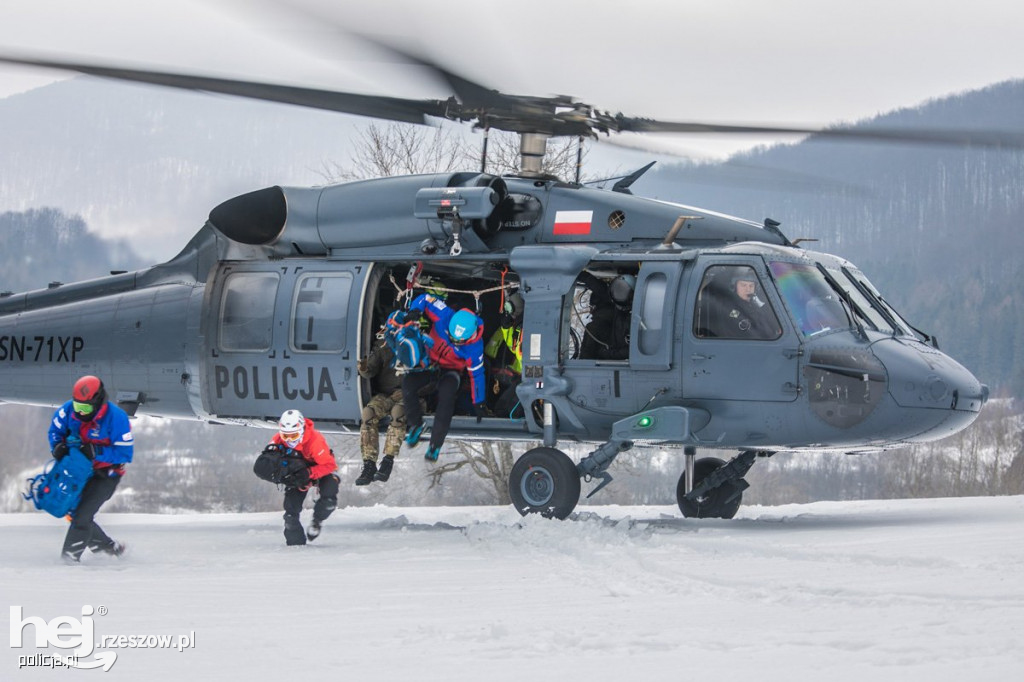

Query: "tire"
<box><xmin>676</xmin><ymin>457</ymin><xmax>743</xmax><ymax>519</ymax></box>
<box><xmin>509</xmin><ymin>447</ymin><xmax>581</xmax><ymax>520</ymax></box>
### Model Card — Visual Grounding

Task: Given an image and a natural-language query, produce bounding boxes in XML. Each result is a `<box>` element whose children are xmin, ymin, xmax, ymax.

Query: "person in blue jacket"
<box><xmin>400</xmin><ymin>292</ymin><xmax>487</xmax><ymax>461</ymax></box>
<box><xmin>48</xmin><ymin>375</ymin><xmax>134</xmax><ymax>563</ymax></box>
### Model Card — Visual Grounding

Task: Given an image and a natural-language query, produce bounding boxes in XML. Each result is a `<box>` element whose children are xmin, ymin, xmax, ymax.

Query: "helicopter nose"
<box><xmin>871</xmin><ymin>338</ymin><xmax>987</xmax><ymax>440</ymax></box>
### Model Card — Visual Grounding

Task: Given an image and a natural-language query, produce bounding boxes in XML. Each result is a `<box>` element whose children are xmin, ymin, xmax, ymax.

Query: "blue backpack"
<box><xmin>383</xmin><ymin>310</ymin><xmax>433</xmax><ymax>371</ymax></box>
<box><xmin>24</xmin><ymin>446</ymin><xmax>94</xmax><ymax>518</ymax></box>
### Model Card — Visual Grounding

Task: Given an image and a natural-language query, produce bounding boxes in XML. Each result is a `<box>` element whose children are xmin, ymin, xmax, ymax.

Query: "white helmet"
<box><xmin>279</xmin><ymin>409</ymin><xmax>305</xmax><ymax>447</ymax></box>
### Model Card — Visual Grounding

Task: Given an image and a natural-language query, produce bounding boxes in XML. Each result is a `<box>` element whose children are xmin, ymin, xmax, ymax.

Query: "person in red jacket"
<box><xmin>270</xmin><ymin>409</ymin><xmax>339</xmax><ymax>546</ymax></box>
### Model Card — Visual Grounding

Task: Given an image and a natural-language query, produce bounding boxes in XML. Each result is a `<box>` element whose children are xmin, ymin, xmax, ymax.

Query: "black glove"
<box><xmin>52</xmin><ymin>442</ymin><xmax>69</xmax><ymax>461</ymax></box>
<box><xmin>282</xmin><ymin>467</ymin><xmax>311</xmax><ymax>489</ymax></box>
<box><xmin>80</xmin><ymin>442</ymin><xmax>95</xmax><ymax>459</ymax></box>
<box><xmin>500</xmin><ymin>312</ymin><xmax>515</xmax><ymax>329</ymax></box>
<box><xmin>473</xmin><ymin>402</ymin><xmax>488</xmax><ymax>423</ymax></box>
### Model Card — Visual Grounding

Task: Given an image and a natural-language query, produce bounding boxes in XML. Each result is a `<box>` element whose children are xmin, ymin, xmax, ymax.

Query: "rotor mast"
<box><xmin>519</xmin><ymin>133</ymin><xmax>549</xmax><ymax>178</ymax></box>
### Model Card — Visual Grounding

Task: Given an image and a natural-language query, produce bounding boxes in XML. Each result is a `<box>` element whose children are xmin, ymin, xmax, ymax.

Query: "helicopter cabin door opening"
<box><xmin>560</xmin><ymin>258</ymin><xmax>684</xmax><ymax>438</ymax></box>
<box><xmin>360</xmin><ymin>261</ymin><xmax>532</xmax><ymax>440</ymax></box>
<box><xmin>683</xmin><ymin>256</ymin><xmax>800</xmax><ymax>402</ymax></box>
<box><xmin>203</xmin><ymin>262</ymin><xmax>365</xmax><ymax>424</ymax></box>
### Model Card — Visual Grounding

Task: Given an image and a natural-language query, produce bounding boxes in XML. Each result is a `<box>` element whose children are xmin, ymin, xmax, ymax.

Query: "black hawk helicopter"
<box><xmin>0</xmin><ymin>42</ymin><xmax>1008</xmax><ymax>520</ymax></box>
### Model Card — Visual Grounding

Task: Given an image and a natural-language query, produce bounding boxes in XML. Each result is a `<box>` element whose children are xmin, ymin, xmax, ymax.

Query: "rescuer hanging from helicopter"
<box><xmin>400</xmin><ymin>291</ymin><xmax>488</xmax><ymax>462</ymax></box>
<box><xmin>46</xmin><ymin>375</ymin><xmax>134</xmax><ymax>563</ymax></box>
<box><xmin>355</xmin><ymin>336</ymin><xmax>426</xmax><ymax>486</ymax></box>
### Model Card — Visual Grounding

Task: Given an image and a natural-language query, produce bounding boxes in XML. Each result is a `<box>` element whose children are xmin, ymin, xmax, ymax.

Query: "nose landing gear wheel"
<box><xmin>676</xmin><ymin>456</ymin><xmax>743</xmax><ymax>519</ymax></box>
<box><xmin>509</xmin><ymin>447</ymin><xmax>581</xmax><ymax>520</ymax></box>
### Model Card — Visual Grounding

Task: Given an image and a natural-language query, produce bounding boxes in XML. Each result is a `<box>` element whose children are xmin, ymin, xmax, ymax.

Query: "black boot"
<box><xmin>374</xmin><ymin>455</ymin><xmax>395</xmax><ymax>482</ymax></box>
<box><xmin>306</xmin><ymin>520</ymin><xmax>321</xmax><ymax>541</ymax></box>
<box><xmin>283</xmin><ymin>514</ymin><xmax>306</xmax><ymax>546</ymax></box>
<box><xmin>355</xmin><ymin>459</ymin><xmax>377</xmax><ymax>486</ymax></box>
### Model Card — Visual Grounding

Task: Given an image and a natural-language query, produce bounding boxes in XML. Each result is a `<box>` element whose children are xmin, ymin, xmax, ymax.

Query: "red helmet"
<box><xmin>72</xmin><ymin>375</ymin><xmax>106</xmax><ymax>418</ymax></box>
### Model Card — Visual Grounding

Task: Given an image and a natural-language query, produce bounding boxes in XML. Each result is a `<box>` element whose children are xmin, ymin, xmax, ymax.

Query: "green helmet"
<box><xmin>421</xmin><ymin>276</ymin><xmax>447</xmax><ymax>298</ymax></box>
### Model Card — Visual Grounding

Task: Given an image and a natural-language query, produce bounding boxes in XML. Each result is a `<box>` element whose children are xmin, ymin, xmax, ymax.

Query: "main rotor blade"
<box><xmin>3</xmin><ymin>51</ymin><xmax>1021</xmax><ymax>151</ymax></box>
<box><xmin>611</xmin><ymin>115</ymin><xmax>1024</xmax><ymax>149</ymax></box>
<box><xmin>0</xmin><ymin>52</ymin><xmax>451</xmax><ymax>124</ymax></box>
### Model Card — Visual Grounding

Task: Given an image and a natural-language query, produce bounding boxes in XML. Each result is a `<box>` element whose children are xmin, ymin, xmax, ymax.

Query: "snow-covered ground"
<box><xmin>4</xmin><ymin>496</ymin><xmax>1023</xmax><ymax>681</ymax></box>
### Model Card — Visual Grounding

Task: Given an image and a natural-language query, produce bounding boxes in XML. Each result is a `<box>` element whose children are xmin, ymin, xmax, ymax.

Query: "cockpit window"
<box><xmin>694</xmin><ymin>265</ymin><xmax>782</xmax><ymax>340</ymax></box>
<box><xmin>768</xmin><ymin>261</ymin><xmax>853</xmax><ymax>338</ymax></box>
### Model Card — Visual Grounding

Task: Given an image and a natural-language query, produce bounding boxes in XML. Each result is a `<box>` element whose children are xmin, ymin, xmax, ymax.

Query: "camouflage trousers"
<box><xmin>360</xmin><ymin>390</ymin><xmax>408</xmax><ymax>460</ymax></box>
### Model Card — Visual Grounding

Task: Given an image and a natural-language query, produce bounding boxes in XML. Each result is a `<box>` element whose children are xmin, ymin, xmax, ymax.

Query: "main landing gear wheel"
<box><xmin>676</xmin><ymin>457</ymin><xmax>743</xmax><ymax>519</ymax></box>
<box><xmin>509</xmin><ymin>447</ymin><xmax>581</xmax><ymax>520</ymax></box>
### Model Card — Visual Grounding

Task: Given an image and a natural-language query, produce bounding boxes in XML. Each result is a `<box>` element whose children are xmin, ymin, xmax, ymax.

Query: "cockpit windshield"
<box><xmin>768</xmin><ymin>261</ymin><xmax>852</xmax><ymax>337</ymax></box>
<box><xmin>839</xmin><ymin>267</ymin><xmax>919</xmax><ymax>338</ymax></box>
<box><xmin>769</xmin><ymin>260</ymin><xmax>920</xmax><ymax>340</ymax></box>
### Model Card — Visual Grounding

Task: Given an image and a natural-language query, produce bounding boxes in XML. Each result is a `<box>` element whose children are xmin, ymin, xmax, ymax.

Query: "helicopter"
<box><xmin>0</xmin><ymin>42</ymin><xmax>1008</xmax><ymax>521</ymax></box>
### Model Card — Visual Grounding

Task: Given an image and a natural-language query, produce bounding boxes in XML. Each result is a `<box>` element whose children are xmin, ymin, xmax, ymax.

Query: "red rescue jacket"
<box><xmin>270</xmin><ymin>418</ymin><xmax>337</xmax><ymax>481</ymax></box>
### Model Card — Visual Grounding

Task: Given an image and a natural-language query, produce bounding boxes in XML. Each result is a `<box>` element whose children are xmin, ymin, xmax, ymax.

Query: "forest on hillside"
<box><xmin>0</xmin><ymin>207</ymin><xmax>143</xmax><ymax>294</ymax></box>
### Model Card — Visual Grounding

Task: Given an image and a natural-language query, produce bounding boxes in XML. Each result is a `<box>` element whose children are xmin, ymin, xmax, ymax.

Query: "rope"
<box><xmin>386</xmin><ymin>272</ymin><xmax>521</xmax><ymax>318</ymax></box>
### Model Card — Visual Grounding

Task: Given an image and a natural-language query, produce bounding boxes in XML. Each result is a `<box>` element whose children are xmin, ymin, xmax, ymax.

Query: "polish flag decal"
<box><xmin>553</xmin><ymin>210</ymin><xmax>593</xmax><ymax>235</ymax></box>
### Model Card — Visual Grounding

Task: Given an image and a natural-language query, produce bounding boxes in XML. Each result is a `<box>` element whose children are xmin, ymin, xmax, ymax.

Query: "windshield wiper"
<box><xmin>841</xmin><ymin>267</ymin><xmax>936</xmax><ymax>347</ymax></box>
<box><xmin>815</xmin><ymin>263</ymin><xmax>868</xmax><ymax>341</ymax></box>
<box><xmin>840</xmin><ymin>266</ymin><xmax>902</xmax><ymax>335</ymax></box>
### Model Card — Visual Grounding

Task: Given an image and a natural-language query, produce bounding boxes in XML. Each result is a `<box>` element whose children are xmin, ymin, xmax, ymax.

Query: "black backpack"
<box><xmin>253</xmin><ymin>444</ymin><xmax>311</xmax><ymax>488</ymax></box>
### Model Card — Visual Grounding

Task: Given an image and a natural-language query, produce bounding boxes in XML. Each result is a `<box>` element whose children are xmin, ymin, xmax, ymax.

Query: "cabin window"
<box><xmin>219</xmin><ymin>272</ymin><xmax>279</xmax><ymax>352</ymax></box>
<box><xmin>290</xmin><ymin>273</ymin><xmax>353</xmax><ymax>352</ymax></box>
<box><xmin>571</xmin><ymin>265</ymin><xmax>638</xmax><ymax>361</ymax></box>
<box><xmin>694</xmin><ymin>265</ymin><xmax>782</xmax><ymax>340</ymax></box>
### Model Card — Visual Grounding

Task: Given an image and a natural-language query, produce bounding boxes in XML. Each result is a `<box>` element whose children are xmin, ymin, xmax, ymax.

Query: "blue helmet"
<box><xmin>448</xmin><ymin>309</ymin><xmax>480</xmax><ymax>344</ymax></box>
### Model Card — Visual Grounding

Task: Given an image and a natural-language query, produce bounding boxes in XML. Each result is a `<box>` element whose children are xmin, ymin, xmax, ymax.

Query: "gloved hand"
<box><xmin>262</xmin><ymin>443</ymin><xmax>285</xmax><ymax>456</ymax></box>
<box><xmin>79</xmin><ymin>442</ymin><xmax>95</xmax><ymax>459</ymax></box>
<box><xmin>473</xmin><ymin>402</ymin><xmax>488</xmax><ymax>423</ymax></box>
<box><xmin>357</xmin><ymin>357</ymin><xmax>370</xmax><ymax>376</ymax></box>
<box><xmin>500</xmin><ymin>311</ymin><xmax>515</xmax><ymax>329</ymax></box>
<box><xmin>52</xmin><ymin>441</ymin><xmax>69</xmax><ymax>461</ymax></box>
<box><xmin>282</xmin><ymin>467</ymin><xmax>311</xmax><ymax>490</ymax></box>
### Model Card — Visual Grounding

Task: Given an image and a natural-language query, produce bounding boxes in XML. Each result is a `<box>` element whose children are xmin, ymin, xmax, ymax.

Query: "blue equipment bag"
<box><xmin>24</xmin><ymin>447</ymin><xmax>94</xmax><ymax>518</ymax></box>
<box><xmin>382</xmin><ymin>310</ymin><xmax>433</xmax><ymax>372</ymax></box>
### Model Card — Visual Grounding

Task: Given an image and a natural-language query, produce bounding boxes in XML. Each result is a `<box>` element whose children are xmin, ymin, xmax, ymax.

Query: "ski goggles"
<box><xmin>72</xmin><ymin>400</ymin><xmax>95</xmax><ymax>416</ymax></box>
<box><xmin>280</xmin><ymin>429</ymin><xmax>303</xmax><ymax>446</ymax></box>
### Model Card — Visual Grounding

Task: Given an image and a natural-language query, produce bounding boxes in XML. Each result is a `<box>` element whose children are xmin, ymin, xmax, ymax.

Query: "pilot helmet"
<box><xmin>72</xmin><ymin>375</ymin><xmax>106</xmax><ymax>420</ymax></box>
<box><xmin>449</xmin><ymin>309</ymin><xmax>481</xmax><ymax>345</ymax></box>
<box><xmin>730</xmin><ymin>267</ymin><xmax>758</xmax><ymax>287</ymax></box>
<box><xmin>609</xmin><ymin>275</ymin><xmax>636</xmax><ymax>305</ymax></box>
<box><xmin>278</xmin><ymin>409</ymin><xmax>305</xmax><ymax>448</ymax></box>
<box><xmin>504</xmin><ymin>292</ymin><xmax>524</xmax><ymax>319</ymax></box>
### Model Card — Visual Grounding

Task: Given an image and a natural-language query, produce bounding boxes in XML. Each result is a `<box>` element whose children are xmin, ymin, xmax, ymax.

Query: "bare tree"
<box><xmin>319</xmin><ymin>123</ymin><xmax>475</xmax><ymax>181</ymax></box>
<box><xmin>426</xmin><ymin>440</ymin><xmax>521</xmax><ymax>505</ymax></box>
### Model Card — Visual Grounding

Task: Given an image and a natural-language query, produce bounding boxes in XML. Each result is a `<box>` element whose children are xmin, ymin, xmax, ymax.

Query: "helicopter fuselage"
<box><xmin>0</xmin><ymin>173</ymin><xmax>987</xmax><ymax>460</ymax></box>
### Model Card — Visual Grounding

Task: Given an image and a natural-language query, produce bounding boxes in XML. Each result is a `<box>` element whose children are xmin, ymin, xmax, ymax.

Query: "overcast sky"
<box><xmin>1</xmin><ymin>0</ymin><xmax>1022</xmax><ymax>157</ymax></box>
